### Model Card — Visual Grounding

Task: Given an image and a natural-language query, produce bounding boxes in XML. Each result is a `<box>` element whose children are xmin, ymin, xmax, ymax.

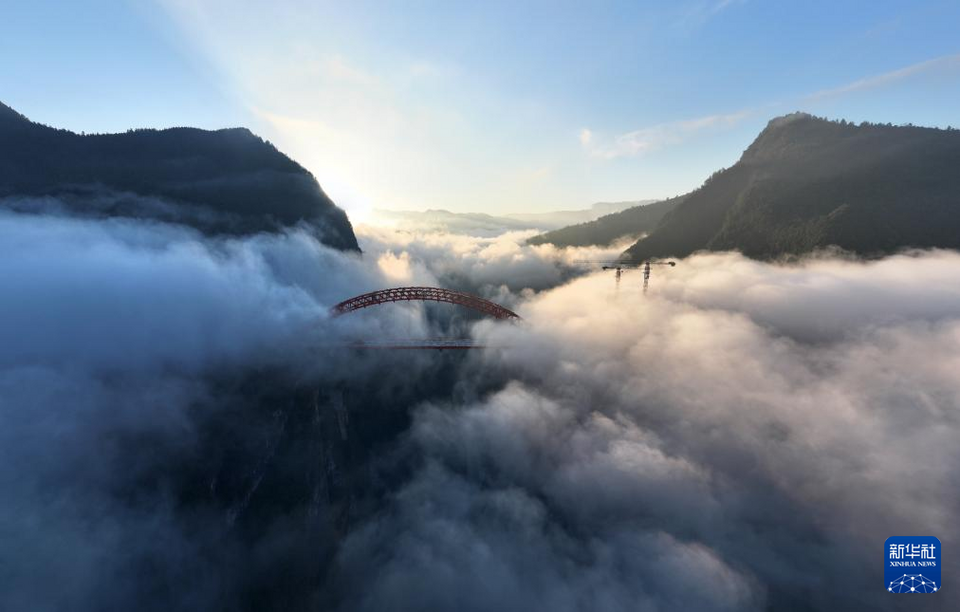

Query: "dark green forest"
<box><xmin>623</xmin><ymin>112</ymin><xmax>960</xmax><ymax>260</ymax></box>
<box><xmin>0</xmin><ymin>102</ymin><xmax>358</xmax><ymax>251</ymax></box>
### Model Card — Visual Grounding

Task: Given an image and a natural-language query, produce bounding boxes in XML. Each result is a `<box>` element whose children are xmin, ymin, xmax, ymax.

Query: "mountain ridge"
<box><xmin>0</xmin><ymin>102</ymin><xmax>359</xmax><ymax>251</ymax></box>
<box><xmin>626</xmin><ymin>112</ymin><xmax>960</xmax><ymax>260</ymax></box>
<box><xmin>529</xmin><ymin>112</ymin><xmax>960</xmax><ymax>260</ymax></box>
<box><xmin>526</xmin><ymin>197</ymin><xmax>682</xmax><ymax>248</ymax></box>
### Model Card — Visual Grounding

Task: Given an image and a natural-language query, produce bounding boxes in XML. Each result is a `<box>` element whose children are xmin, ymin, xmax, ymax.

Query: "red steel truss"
<box><xmin>330</xmin><ymin>286</ymin><xmax>520</xmax><ymax>320</ymax></box>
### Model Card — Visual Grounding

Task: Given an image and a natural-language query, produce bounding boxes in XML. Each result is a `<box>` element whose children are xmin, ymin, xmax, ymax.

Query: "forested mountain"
<box><xmin>0</xmin><ymin>102</ymin><xmax>359</xmax><ymax>250</ymax></box>
<box><xmin>625</xmin><ymin>112</ymin><xmax>960</xmax><ymax>260</ymax></box>
<box><xmin>526</xmin><ymin>196</ymin><xmax>681</xmax><ymax>247</ymax></box>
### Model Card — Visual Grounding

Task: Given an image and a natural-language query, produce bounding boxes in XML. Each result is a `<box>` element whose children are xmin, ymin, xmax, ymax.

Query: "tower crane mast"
<box><xmin>573</xmin><ymin>259</ymin><xmax>676</xmax><ymax>292</ymax></box>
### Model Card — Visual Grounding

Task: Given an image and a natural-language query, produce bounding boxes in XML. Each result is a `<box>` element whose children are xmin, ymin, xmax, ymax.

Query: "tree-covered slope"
<box><xmin>625</xmin><ymin>113</ymin><xmax>960</xmax><ymax>260</ymax></box>
<box><xmin>0</xmin><ymin>102</ymin><xmax>359</xmax><ymax>250</ymax></box>
<box><xmin>527</xmin><ymin>196</ymin><xmax>682</xmax><ymax>247</ymax></box>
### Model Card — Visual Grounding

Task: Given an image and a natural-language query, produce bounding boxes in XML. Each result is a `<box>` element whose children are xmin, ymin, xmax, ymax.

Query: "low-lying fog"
<box><xmin>1</xmin><ymin>203</ymin><xmax>957</xmax><ymax>611</ymax></box>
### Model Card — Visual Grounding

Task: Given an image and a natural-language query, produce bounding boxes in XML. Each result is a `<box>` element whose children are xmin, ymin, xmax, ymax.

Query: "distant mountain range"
<box><xmin>526</xmin><ymin>197</ymin><xmax>681</xmax><ymax>247</ymax></box>
<box><xmin>533</xmin><ymin>112</ymin><xmax>960</xmax><ymax>260</ymax></box>
<box><xmin>0</xmin><ymin>102</ymin><xmax>359</xmax><ymax>251</ymax></box>
<box><xmin>374</xmin><ymin>201</ymin><xmax>648</xmax><ymax>236</ymax></box>
<box><xmin>505</xmin><ymin>200</ymin><xmax>656</xmax><ymax>229</ymax></box>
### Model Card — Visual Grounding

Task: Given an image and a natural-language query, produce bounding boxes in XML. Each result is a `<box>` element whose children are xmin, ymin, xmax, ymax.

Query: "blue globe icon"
<box><xmin>888</xmin><ymin>574</ymin><xmax>938</xmax><ymax>593</ymax></box>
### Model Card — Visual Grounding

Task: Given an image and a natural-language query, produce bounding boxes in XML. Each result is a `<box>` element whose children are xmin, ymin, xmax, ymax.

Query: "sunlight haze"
<box><xmin>3</xmin><ymin>0</ymin><xmax>959</xmax><ymax>217</ymax></box>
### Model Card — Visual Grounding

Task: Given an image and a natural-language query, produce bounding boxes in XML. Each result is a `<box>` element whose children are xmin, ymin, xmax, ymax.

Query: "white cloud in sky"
<box><xmin>675</xmin><ymin>0</ymin><xmax>749</xmax><ymax>31</ymax></box>
<box><xmin>807</xmin><ymin>52</ymin><xmax>960</xmax><ymax>101</ymax></box>
<box><xmin>156</xmin><ymin>1</ymin><xmax>959</xmax><ymax>215</ymax></box>
<box><xmin>712</xmin><ymin>0</ymin><xmax>747</xmax><ymax>15</ymax></box>
<box><xmin>155</xmin><ymin>0</ymin><xmax>757</xmax><ymax>214</ymax></box>
<box><xmin>581</xmin><ymin>110</ymin><xmax>751</xmax><ymax>159</ymax></box>
<box><xmin>581</xmin><ymin>50</ymin><xmax>960</xmax><ymax>163</ymax></box>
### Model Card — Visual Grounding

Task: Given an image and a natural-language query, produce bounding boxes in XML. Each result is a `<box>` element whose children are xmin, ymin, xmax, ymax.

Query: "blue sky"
<box><xmin>3</xmin><ymin>1</ymin><xmax>959</xmax><ymax>217</ymax></box>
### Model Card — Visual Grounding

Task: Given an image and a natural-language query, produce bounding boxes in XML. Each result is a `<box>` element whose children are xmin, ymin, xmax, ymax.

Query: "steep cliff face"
<box><xmin>0</xmin><ymin>102</ymin><xmax>359</xmax><ymax>251</ymax></box>
<box><xmin>625</xmin><ymin>113</ymin><xmax>960</xmax><ymax>260</ymax></box>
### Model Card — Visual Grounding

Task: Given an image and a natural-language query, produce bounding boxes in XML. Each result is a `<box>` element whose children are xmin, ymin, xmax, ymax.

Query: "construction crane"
<box><xmin>573</xmin><ymin>258</ymin><xmax>676</xmax><ymax>292</ymax></box>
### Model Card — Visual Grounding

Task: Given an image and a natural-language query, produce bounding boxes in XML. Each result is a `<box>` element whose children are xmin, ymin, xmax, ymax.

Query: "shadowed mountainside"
<box><xmin>527</xmin><ymin>196</ymin><xmax>681</xmax><ymax>247</ymax></box>
<box><xmin>625</xmin><ymin>112</ymin><xmax>960</xmax><ymax>260</ymax></box>
<box><xmin>0</xmin><ymin>102</ymin><xmax>359</xmax><ymax>251</ymax></box>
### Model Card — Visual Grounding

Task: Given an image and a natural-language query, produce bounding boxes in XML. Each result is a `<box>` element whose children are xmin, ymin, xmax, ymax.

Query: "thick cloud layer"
<box><xmin>0</xmin><ymin>206</ymin><xmax>440</xmax><ymax>612</ymax></box>
<box><xmin>1</xmin><ymin>204</ymin><xmax>957</xmax><ymax>611</ymax></box>
<box><xmin>334</xmin><ymin>250</ymin><xmax>960</xmax><ymax>612</ymax></box>
<box><xmin>355</xmin><ymin>224</ymin><xmax>631</xmax><ymax>303</ymax></box>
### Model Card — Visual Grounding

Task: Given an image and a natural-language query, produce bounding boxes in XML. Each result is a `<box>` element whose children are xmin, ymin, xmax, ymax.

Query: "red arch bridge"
<box><xmin>330</xmin><ymin>286</ymin><xmax>519</xmax><ymax>349</ymax></box>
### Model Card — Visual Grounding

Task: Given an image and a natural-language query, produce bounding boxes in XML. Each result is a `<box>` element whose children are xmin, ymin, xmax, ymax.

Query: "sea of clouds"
<box><xmin>1</xmin><ymin>203</ymin><xmax>957</xmax><ymax>611</ymax></box>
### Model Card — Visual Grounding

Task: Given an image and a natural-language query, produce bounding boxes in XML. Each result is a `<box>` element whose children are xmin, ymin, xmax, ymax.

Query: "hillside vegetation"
<box><xmin>0</xmin><ymin>102</ymin><xmax>359</xmax><ymax>250</ymax></box>
<box><xmin>527</xmin><ymin>197</ymin><xmax>681</xmax><ymax>247</ymax></box>
<box><xmin>625</xmin><ymin>113</ymin><xmax>960</xmax><ymax>260</ymax></box>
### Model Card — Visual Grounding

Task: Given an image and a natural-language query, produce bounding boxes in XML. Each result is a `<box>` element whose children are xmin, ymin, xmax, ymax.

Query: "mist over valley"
<box><xmin>3</xmin><ymin>4</ymin><xmax>959</xmax><ymax>609</ymax></box>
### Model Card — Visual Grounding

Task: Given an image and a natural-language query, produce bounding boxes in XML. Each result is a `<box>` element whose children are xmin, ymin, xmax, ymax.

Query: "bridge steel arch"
<box><xmin>331</xmin><ymin>286</ymin><xmax>520</xmax><ymax>320</ymax></box>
